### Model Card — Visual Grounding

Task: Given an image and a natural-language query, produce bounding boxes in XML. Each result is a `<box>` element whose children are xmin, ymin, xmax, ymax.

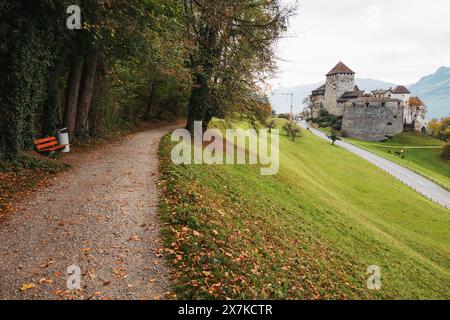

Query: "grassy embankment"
<box><xmin>344</xmin><ymin>132</ymin><xmax>449</xmax><ymax>191</ymax></box>
<box><xmin>158</xmin><ymin>119</ymin><xmax>449</xmax><ymax>300</ymax></box>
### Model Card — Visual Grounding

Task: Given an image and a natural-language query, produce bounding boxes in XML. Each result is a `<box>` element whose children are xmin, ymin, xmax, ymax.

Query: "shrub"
<box><xmin>266</xmin><ymin>118</ymin><xmax>276</xmax><ymax>133</ymax></box>
<box><xmin>440</xmin><ymin>143</ymin><xmax>450</xmax><ymax>160</ymax></box>
<box><xmin>312</xmin><ymin>110</ymin><xmax>342</xmax><ymax>131</ymax></box>
<box><xmin>283</xmin><ymin>121</ymin><xmax>301</xmax><ymax>141</ymax></box>
<box><xmin>277</xmin><ymin>113</ymin><xmax>291</xmax><ymax>120</ymax></box>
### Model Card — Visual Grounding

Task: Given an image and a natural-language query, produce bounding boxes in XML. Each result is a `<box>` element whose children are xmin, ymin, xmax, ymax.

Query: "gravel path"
<box><xmin>0</xmin><ymin>126</ymin><xmax>176</xmax><ymax>300</ymax></box>
<box><xmin>298</xmin><ymin>121</ymin><xmax>450</xmax><ymax>210</ymax></box>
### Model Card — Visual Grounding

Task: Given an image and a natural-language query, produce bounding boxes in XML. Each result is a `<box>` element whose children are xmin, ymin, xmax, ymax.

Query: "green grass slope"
<box><xmin>158</xmin><ymin>122</ymin><xmax>450</xmax><ymax>300</ymax></box>
<box><xmin>345</xmin><ymin>132</ymin><xmax>449</xmax><ymax>190</ymax></box>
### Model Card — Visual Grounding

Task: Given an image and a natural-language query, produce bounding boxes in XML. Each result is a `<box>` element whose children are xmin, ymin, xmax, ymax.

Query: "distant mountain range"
<box><xmin>408</xmin><ymin>66</ymin><xmax>450</xmax><ymax>119</ymax></box>
<box><xmin>270</xmin><ymin>67</ymin><xmax>450</xmax><ymax>119</ymax></box>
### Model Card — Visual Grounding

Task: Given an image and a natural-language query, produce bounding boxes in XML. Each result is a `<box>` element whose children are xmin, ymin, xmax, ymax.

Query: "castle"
<box><xmin>308</xmin><ymin>62</ymin><xmax>427</xmax><ymax>141</ymax></box>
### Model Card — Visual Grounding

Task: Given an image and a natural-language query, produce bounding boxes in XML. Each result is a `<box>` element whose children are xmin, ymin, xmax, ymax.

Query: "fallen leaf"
<box><xmin>39</xmin><ymin>278</ymin><xmax>53</xmax><ymax>284</ymax></box>
<box><xmin>20</xmin><ymin>283</ymin><xmax>36</xmax><ymax>291</ymax></box>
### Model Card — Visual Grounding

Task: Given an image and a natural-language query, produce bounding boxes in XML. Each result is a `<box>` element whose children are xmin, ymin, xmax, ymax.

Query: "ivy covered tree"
<box><xmin>0</xmin><ymin>0</ymin><xmax>189</xmax><ymax>160</ymax></box>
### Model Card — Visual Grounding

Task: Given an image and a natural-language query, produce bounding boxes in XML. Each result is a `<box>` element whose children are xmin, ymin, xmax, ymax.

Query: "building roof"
<box><xmin>393</xmin><ymin>85</ymin><xmax>411</xmax><ymax>94</ymax></box>
<box><xmin>311</xmin><ymin>84</ymin><xmax>326</xmax><ymax>96</ymax></box>
<box><xmin>337</xmin><ymin>90</ymin><xmax>364</xmax><ymax>103</ymax></box>
<box><xmin>326</xmin><ymin>61</ymin><xmax>355</xmax><ymax>76</ymax></box>
<box><xmin>348</xmin><ymin>97</ymin><xmax>401</xmax><ymax>104</ymax></box>
<box><xmin>372</xmin><ymin>89</ymin><xmax>393</xmax><ymax>95</ymax></box>
<box><xmin>354</xmin><ymin>85</ymin><xmax>360</xmax><ymax>91</ymax></box>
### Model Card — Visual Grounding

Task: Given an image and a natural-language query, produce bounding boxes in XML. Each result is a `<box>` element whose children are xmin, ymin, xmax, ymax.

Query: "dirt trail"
<box><xmin>0</xmin><ymin>125</ymin><xmax>177</xmax><ymax>300</ymax></box>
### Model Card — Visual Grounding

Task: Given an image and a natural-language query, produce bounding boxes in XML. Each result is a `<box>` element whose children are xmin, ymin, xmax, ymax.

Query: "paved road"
<box><xmin>0</xmin><ymin>126</ymin><xmax>176</xmax><ymax>300</ymax></box>
<box><xmin>298</xmin><ymin>121</ymin><xmax>450</xmax><ymax>210</ymax></box>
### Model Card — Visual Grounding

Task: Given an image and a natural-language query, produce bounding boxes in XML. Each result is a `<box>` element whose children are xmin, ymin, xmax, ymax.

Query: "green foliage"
<box><xmin>0</xmin><ymin>0</ymin><xmax>189</xmax><ymax>159</ymax></box>
<box><xmin>0</xmin><ymin>153</ymin><xmax>68</xmax><ymax>173</ymax></box>
<box><xmin>327</xmin><ymin>130</ymin><xmax>341</xmax><ymax>145</ymax></box>
<box><xmin>312</xmin><ymin>110</ymin><xmax>343</xmax><ymax>131</ymax></box>
<box><xmin>282</xmin><ymin>121</ymin><xmax>301</xmax><ymax>141</ymax></box>
<box><xmin>0</xmin><ymin>1</ymin><xmax>71</xmax><ymax>160</ymax></box>
<box><xmin>277</xmin><ymin>113</ymin><xmax>291</xmax><ymax>120</ymax></box>
<box><xmin>428</xmin><ymin>117</ymin><xmax>450</xmax><ymax>141</ymax></box>
<box><xmin>183</xmin><ymin>0</ymin><xmax>295</xmax><ymax>130</ymax></box>
<box><xmin>440</xmin><ymin>143</ymin><xmax>450</xmax><ymax>160</ymax></box>
<box><xmin>266</xmin><ymin>118</ymin><xmax>276</xmax><ymax>133</ymax></box>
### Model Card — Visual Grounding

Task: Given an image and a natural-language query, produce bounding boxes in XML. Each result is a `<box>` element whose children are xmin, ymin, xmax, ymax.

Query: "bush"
<box><xmin>440</xmin><ymin>143</ymin><xmax>450</xmax><ymax>160</ymax></box>
<box><xmin>282</xmin><ymin>121</ymin><xmax>301</xmax><ymax>141</ymax></box>
<box><xmin>277</xmin><ymin>113</ymin><xmax>291</xmax><ymax>120</ymax></box>
<box><xmin>312</xmin><ymin>110</ymin><xmax>342</xmax><ymax>131</ymax></box>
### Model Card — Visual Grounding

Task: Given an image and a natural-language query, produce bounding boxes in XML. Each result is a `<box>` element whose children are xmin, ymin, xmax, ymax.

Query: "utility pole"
<box><xmin>280</xmin><ymin>93</ymin><xmax>294</xmax><ymax>121</ymax></box>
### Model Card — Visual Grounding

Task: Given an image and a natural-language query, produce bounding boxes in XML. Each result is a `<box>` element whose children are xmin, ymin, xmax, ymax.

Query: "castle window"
<box><xmin>387</xmin><ymin>122</ymin><xmax>392</xmax><ymax>126</ymax></box>
<box><xmin>365</xmin><ymin>103</ymin><xmax>369</xmax><ymax>107</ymax></box>
<box><xmin>393</xmin><ymin>115</ymin><xmax>398</xmax><ymax>118</ymax></box>
<box><xmin>381</xmin><ymin>102</ymin><xmax>386</xmax><ymax>107</ymax></box>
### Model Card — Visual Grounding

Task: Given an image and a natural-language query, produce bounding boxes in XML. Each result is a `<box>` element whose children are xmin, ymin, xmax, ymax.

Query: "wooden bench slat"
<box><xmin>36</xmin><ymin>140</ymin><xmax>58</xmax><ymax>150</ymax></box>
<box><xmin>41</xmin><ymin>144</ymin><xmax>66</xmax><ymax>152</ymax></box>
<box><xmin>34</xmin><ymin>135</ymin><xmax>66</xmax><ymax>154</ymax></box>
<box><xmin>34</xmin><ymin>137</ymin><xmax>57</xmax><ymax>145</ymax></box>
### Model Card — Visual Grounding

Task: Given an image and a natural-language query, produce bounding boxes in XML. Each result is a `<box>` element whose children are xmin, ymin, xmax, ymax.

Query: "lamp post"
<box><xmin>279</xmin><ymin>92</ymin><xmax>294</xmax><ymax>121</ymax></box>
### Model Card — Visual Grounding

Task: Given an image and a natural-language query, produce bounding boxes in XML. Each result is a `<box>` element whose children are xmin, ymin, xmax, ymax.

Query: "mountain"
<box><xmin>270</xmin><ymin>78</ymin><xmax>397</xmax><ymax>114</ymax></box>
<box><xmin>408</xmin><ymin>67</ymin><xmax>450</xmax><ymax>119</ymax></box>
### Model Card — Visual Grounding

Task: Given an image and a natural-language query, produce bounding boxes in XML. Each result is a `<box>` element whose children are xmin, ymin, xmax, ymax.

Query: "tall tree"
<box><xmin>64</xmin><ymin>55</ymin><xmax>84</xmax><ymax>138</ymax></box>
<box><xmin>182</xmin><ymin>0</ymin><xmax>294</xmax><ymax>131</ymax></box>
<box><xmin>75</xmin><ymin>52</ymin><xmax>99</xmax><ymax>136</ymax></box>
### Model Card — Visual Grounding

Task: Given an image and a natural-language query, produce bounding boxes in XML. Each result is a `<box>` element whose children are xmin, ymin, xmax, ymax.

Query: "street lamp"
<box><xmin>281</xmin><ymin>93</ymin><xmax>294</xmax><ymax>121</ymax></box>
<box><xmin>271</xmin><ymin>92</ymin><xmax>294</xmax><ymax>121</ymax></box>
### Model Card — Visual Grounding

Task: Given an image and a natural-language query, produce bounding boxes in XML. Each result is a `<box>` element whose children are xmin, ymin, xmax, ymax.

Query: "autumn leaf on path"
<box><xmin>20</xmin><ymin>283</ymin><xmax>36</xmax><ymax>291</ymax></box>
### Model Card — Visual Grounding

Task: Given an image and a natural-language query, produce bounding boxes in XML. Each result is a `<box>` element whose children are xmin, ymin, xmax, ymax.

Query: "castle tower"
<box><xmin>324</xmin><ymin>62</ymin><xmax>355</xmax><ymax>116</ymax></box>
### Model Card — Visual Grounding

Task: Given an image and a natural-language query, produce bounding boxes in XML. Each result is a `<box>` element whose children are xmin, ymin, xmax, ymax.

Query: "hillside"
<box><xmin>345</xmin><ymin>132</ymin><xmax>449</xmax><ymax>191</ymax></box>
<box><xmin>270</xmin><ymin>78</ymin><xmax>397</xmax><ymax>114</ymax></box>
<box><xmin>158</xmin><ymin>121</ymin><xmax>449</xmax><ymax>299</ymax></box>
<box><xmin>409</xmin><ymin>66</ymin><xmax>450</xmax><ymax>119</ymax></box>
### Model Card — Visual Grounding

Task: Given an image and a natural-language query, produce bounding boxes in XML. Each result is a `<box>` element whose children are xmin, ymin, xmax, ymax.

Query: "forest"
<box><xmin>0</xmin><ymin>0</ymin><xmax>292</xmax><ymax>161</ymax></box>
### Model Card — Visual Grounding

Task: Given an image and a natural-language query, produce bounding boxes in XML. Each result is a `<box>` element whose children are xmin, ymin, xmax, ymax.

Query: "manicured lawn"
<box><xmin>344</xmin><ymin>132</ymin><xmax>449</xmax><ymax>190</ymax></box>
<box><xmin>158</xmin><ymin>121</ymin><xmax>449</xmax><ymax>300</ymax></box>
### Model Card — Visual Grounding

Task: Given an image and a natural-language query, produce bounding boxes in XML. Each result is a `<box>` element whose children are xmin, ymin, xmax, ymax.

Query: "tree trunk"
<box><xmin>88</xmin><ymin>55</ymin><xmax>106</xmax><ymax>137</ymax></box>
<box><xmin>64</xmin><ymin>55</ymin><xmax>84</xmax><ymax>139</ymax></box>
<box><xmin>145</xmin><ymin>79</ymin><xmax>155</xmax><ymax>119</ymax></box>
<box><xmin>75</xmin><ymin>53</ymin><xmax>98</xmax><ymax>137</ymax></box>
<box><xmin>186</xmin><ymin>74</ymin><xmax>210</xmax><ymax>132</ymax></box>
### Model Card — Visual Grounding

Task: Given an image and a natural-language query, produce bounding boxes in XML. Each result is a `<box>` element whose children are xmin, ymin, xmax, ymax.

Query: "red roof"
<box><xmin>326</xmin><ymin>62</ymin><xmax>355</xmax><ymax>76</ymax></box>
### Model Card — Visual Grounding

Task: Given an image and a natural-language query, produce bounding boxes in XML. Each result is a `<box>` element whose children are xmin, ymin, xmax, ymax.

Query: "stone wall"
<box><xmin>324</xmin><ymin>73</ymin><xmax>355</xmax><ymax>116</ymax></box>
<box><xmin>342</xmin><ymin>101</ymin><xmax>403</xmax><ymax>141</ymax></box>
<box><xmin>310</xmin><ymin>95</ymin><xmax>324</xmax><ymax>118</ymax></box>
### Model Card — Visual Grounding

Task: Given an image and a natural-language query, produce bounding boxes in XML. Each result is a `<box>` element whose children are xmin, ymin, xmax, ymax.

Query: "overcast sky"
<box><xmin>271</xmin><ymin>0</ymin><xmax>450</xmax><ymax>88</ymax></box>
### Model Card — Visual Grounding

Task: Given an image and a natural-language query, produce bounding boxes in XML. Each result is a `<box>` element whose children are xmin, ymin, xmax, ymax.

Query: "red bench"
<box><xmin>34</xmin><ymin>136</ymin><xmax>66</xmax><ymax>154</ymax></box>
